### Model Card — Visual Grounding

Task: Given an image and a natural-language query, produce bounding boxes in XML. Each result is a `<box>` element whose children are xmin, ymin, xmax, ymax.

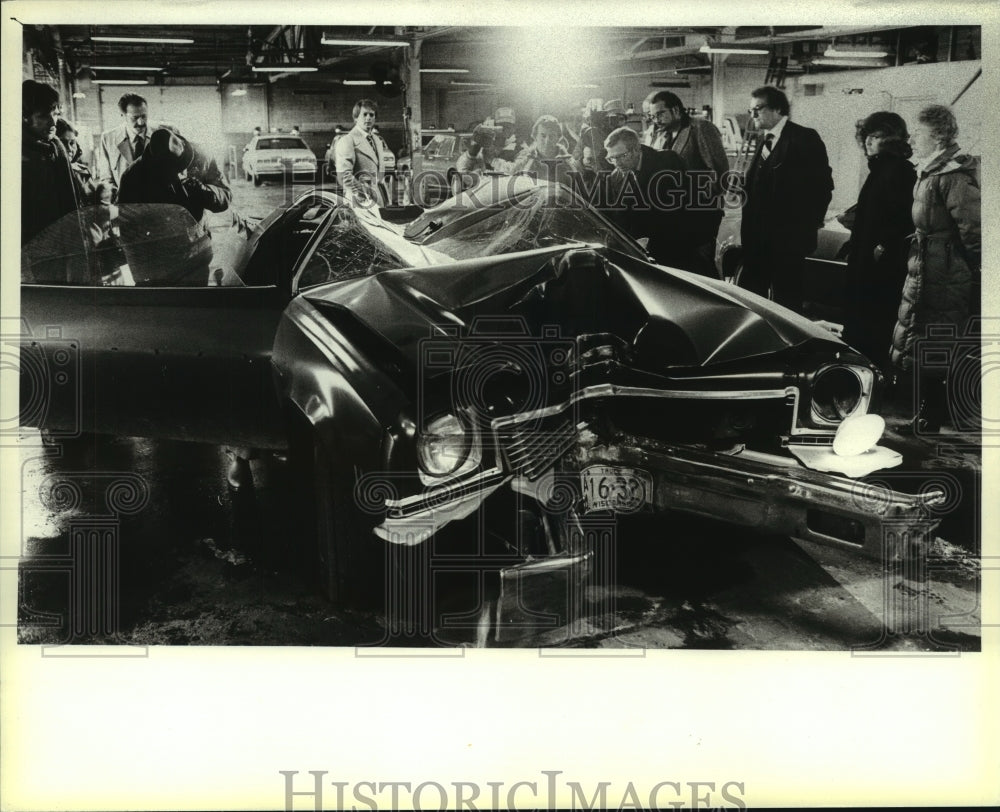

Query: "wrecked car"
<box><xmin>19</xmin><ymin>177</ymin><xmax>942</xmax><ymax>622</ymax></box>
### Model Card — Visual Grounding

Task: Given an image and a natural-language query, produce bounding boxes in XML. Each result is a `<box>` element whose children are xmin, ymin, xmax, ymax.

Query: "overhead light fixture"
<box><xmin>93</xmin><ymin>79</ymin><xmax>150</xmax><ymax>85</ymax></box>
<box><xmin>420</xmin><ymin>68</ymin><xmax>469</xmax><ymax>74</ymax></box>
<box><xmin>812</xmin><ymin>58</ymin><xmax>890</xmax><ymax>68</ymax></box>
<box><xmin>699</xmin><ymin>44</ymin><xmax>770</xmax><ymax>55</ymax></box>
<box><xmin>91</xmin><ymin>65</ymin><xmax>164</xmax><ymax>71</ymax></box>
<box><xmin>91</xmin><ymin>36</ymin><xmax>194</xmax><ymax>44</ymax></box>
<box><xmin>450</xmin><ymin>81</ymin><xmax>494</xmax><ymax>87</ymax></box>
<box><xmin>824</xmin><ymin>47</ymin><xmax>889</xmax><ymax>58</ymax></box>
<box><xmin>251</xmin><ymin>65</ymin><xmax>318</xmax><ymax>73</ymax></box>
<box><xmin>321</xmin><ymin>35</ymin><xmax>408</xmax><ymax>48</ymax></box>
<box><xmin>343</xmin><ymin>79</ymin><xmax>377</xmax><ymax>86</ymax></box>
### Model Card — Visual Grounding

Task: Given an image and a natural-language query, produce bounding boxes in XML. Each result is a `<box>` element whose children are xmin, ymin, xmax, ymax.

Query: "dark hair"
<box><xmin>22</xmin><ymin>79</ymin><xmax>60</xmax><ymax>118</ymax></box>
<box><xmin>352</xmin><ymin>98</ymin><xmax>378</xmax><ymax>119</ymax></box>
<box><xmin>118</xmin><ymin>93</ymin><xmax>147</xmax><ymax>113</ymax></box>
<box><xmin>751</xmin><ymin>86</ymin><xmax>790</xmax><ymax>117</ymax></box>
<box><xmin>855</xmin><ymin>111</ymin><xmax>913</xmax><ymax>158</ymax></box>
<box><xmin>650</xmin><ymin>91</ymin><xmax>684</xmax><ymax>113</ymax></box>
<box><xmin>531</xmin><ymin>114</ymin><xmax>561</xmax><ymax>141</ymax></box>
<box><xmin>917</xmin><ymin>104</ymin><xmax>959</xmax><ymax>148</ymax></box>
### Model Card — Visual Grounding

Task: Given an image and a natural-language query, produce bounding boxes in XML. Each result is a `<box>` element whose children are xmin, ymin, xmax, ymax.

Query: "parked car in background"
<box><xmin>242</xmin><ymin>134</ymin><xmax>317</xmax><ymax>186</ymax></box>
<box><xmin>413</xmin><ymin>131</ymin><xmax>473</xmax><ymax>206</ymax></box>
<box><xmin>20</xmin><ymin>178</ymin><xmax>939</xmax><ymax>637</ymax></box>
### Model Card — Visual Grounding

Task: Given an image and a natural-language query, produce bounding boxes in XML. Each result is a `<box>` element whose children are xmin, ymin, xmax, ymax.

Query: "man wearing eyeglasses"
<box><xmin>602</xmin><ymin>127</ymin><xmax>689</xmax><ymax>269</ymax></box>
<box><xmin>740</xmin><ymin>86</ymin><xmax>833</xmax><ymax>313</ymax></box>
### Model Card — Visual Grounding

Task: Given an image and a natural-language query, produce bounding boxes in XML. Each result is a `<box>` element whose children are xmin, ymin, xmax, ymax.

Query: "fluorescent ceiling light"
<box><xmin>93</xmin><ymin>79</ymin><xmax>150</xmax><ymax>85</ymax></box>
<box><xmin>252</xmin><ymin>65</ymin><xmax>318</xmax><ymax>73</ymax></box>
<box><xmin>91</xmin><ymin>65</ymin><xmax>164</xmax><ymax>71</ymax></box>
<box><xmin>420</xmin><ymin>68</ymin><xmax>469</xmax><ymax>73</ymax></box>
<box><xmin>700</xmin><ymin>44</ymin><xmax>770</xmax><ymax>55</ymax></box>
<box><xmin>321</xmin><ymin>36</ymin><xmax>408</xmax><ymax>47</ymax></box>
<box><xmin>824</xmin><ymin>47</ymin><xmax>889</xmax><ymax>58</ymax></box>
<box><xmin>812</xmin><ymin>58</ymin><xmax>890</xmax><ymax>68</ymax></box>
<box><xmin>343</xmin><ymin>79</ymin><xmax>377</xmax><ymax>86</ymax></box>
<box><xmin>92</xmin><ymin>36</ymin><xmax>194</xmax><ymax>44</ymax></box>
<box><xmin>450</xmin><ymin>81</ymin><xmax>494</xmax><ymax>87</ymax></box>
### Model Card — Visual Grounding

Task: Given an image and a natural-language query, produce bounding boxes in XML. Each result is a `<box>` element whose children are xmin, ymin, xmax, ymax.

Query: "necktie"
<box><xmin>761</xmin><ymin>132</ymin><xmax>774</xmax><ymax>161</ymax></box>
<box><xmin>134</xmin><ymin>136</ymin><xmax>145</xmax><ymax>159</ymax></box>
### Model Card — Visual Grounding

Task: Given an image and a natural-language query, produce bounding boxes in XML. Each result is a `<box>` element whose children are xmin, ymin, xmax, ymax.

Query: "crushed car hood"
<box><xmin>303</xmin><ymin>245</ymin><xmax>844</xmax><ymax>374</ymax></box>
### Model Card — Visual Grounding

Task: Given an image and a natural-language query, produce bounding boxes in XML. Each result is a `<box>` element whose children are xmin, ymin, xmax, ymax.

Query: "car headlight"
<box><xmin>810</xmin><ymin>365</ymin><xmax>865</xmax><ymax>423</ymax></box>
<box><xmin>416</xmin><ymin>413</ymin><xmax>480</xmax><ymax>478</ymax></box>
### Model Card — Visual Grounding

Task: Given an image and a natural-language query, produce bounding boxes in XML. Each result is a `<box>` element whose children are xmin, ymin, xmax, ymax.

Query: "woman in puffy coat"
<box><xmin>843</xmin><ymin>112</ymin><xmax>916</xmax><ymax>372</ymax></box>
<box><xmin>890</xmin><ymin>104</ymin><xmax>980</xmax><ymax>432</ymax></box>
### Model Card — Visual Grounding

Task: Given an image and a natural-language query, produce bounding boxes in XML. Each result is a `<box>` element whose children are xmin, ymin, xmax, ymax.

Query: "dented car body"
<box><xmin>20</xmin><ymin>178</ymin><xmax>940</xmax><ymax>611</ymax></box>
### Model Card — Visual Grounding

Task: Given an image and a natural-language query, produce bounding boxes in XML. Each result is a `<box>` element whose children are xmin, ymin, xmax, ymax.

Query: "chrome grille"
<box><xmin>498</xmin><ymin>417</ymin><xmax>578</xmax><ymax>480</ymax></box>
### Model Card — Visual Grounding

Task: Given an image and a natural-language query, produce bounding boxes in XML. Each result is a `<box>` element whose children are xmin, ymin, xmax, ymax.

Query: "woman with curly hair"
<box><xmin>842</xmin><ymin>111</ymin><xmax>916</xmax><ymax>372</ymax></box>
<box><xmin>890</xmin><ymin>104</ymin><xmax>980</xmax><ymax>432</ymax></box>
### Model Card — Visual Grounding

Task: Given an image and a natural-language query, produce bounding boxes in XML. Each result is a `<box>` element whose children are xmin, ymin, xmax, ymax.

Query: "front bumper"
<box><xmin>376</xmin><ymin>429</ymin><xmax>941</xmax><ymax>560</ymax></box>
<box><xmin>563</xmin><ymin>430</ymin><xmax>942</xmax><ymax>560</ymax></box>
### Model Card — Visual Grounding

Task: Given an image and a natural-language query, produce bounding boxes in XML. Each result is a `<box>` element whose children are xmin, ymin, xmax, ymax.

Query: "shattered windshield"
<box><xmin>294</xmin><ymin>204</ymin><xmax>455</xmax><ymax>289</ymax></box>
<box><xmin>404</xmin><ymin>179</ymin><xmax>646</xmax><ymax>262</ymax></box>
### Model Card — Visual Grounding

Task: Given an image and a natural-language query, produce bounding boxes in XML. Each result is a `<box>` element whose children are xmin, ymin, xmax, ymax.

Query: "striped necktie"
<box><xmin>760</xmin><ymin>132</ymin><xmax>774</xmax><ymax>160</ymax></box>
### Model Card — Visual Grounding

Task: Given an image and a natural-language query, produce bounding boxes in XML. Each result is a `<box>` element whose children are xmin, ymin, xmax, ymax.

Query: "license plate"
<box><xmin>580</xmin><ymin>466</ymin><xmax>652</xmax><ymax>514</ymax></box>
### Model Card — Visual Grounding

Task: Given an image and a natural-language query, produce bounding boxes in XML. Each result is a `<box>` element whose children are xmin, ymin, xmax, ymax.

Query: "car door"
<box><xmin>18</xmin><ymin>200</ymin><xmax>334</xmax><ymax>449</ymax></box>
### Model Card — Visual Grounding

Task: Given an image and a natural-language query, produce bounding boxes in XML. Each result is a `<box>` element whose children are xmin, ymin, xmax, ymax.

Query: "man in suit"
<box><xmin>334</xmin><ymin>98</ymin><xmax>386</xmax><ymax>206</ymax></box>
<box><xmin>601</xmin><ymin>127</ymin><xmax>690</xmax><ymax>269</ymax></box>
<box><xmin>649</xmin><ymin>91</ymin><xmax>730</xmax><ymax>277</ymax></box>
<box><xmin>95</xmin><ymin>93</ymin><xmax>151</xmax><ymax>202</ymax></box>
<box><xmin>740</xmin><ymin>86</ymin><xmax>833</xmax><ymax>313</ymax></box>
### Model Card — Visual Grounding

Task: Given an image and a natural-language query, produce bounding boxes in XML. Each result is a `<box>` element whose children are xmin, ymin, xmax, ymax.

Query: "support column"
<box><xmin>406</xmin><ymin>40</ymin><xmax>422</xmax><ymax>176</ymax></box>
<box><xmin>710</xmin><ymin>53</ymin><xmax>728</xmax><ymax>125</ymax></box>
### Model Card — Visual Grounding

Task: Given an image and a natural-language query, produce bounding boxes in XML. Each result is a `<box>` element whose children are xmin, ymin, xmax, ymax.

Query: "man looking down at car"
<box><xmin>601</xmin><ymin>126</ymin><xmax>690</xmax><ymax>270</ymax></box>
<box><xmin>118</xmin><ymin>126</ymin><xmax>233</xmax><ymax>225</ymax></box>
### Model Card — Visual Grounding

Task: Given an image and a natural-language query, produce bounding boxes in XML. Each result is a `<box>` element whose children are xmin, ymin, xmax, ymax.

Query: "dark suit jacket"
<box><xmin>741</xmin><ymin>120</ymin><xmax>833</xmax><ymax>255</ymax></box>
<box><xmin>603</xmin><ymin>145</ymin><xmax>687</xmax><ymax>263</ymax></box>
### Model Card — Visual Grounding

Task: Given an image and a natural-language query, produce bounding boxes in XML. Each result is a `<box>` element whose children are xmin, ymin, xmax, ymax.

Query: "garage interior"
<box><xmin>17</xmin><ymin>24</ymin><xmax>984</xmax><ymax>649</ymax></box>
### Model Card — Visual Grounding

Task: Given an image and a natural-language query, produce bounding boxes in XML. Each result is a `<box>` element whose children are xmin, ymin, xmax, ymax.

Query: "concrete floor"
<box><xmin>15</xmin><ymin>176</ymin><xmax>984</xmax><ymax>649</ymax></box>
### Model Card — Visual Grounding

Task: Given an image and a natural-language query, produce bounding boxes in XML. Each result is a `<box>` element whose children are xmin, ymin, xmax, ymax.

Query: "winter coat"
<box><xmin>843</xmin><ymin>147</ymin><xmax>916</xmax><ymax>370</ymax></box>
<box><xmin>890</xmin><ymin>144</ymin><xmax>980</xmax><ymax>372</ymax></box>
<box><xmin>21</xmin><ymin>133</ymin><xmax>82</xmax><ymax>245</ymax></box>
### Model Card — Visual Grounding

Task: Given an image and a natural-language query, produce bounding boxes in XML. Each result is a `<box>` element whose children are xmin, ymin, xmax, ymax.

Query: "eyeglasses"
<box><xmin>748</xmin><ymin>104</ymin><xmax>768</xmax><ymax>116</ymax></box>
<box><xmin>605</xmin><ymin>150</ymin><xmax>633</xmax><ymax>164</ymax></box>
